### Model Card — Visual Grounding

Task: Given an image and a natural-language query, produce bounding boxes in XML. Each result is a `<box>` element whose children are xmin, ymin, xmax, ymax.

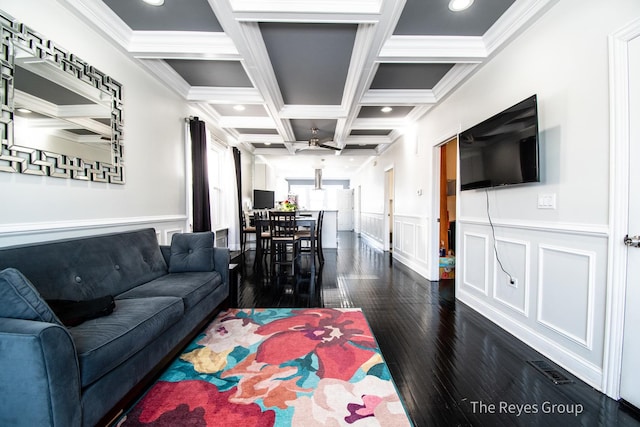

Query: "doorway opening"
<box><xmin>384</xmin><ymin>167</ymin><xmax>394</xmax><ymax>252</ymax></box>
<box><xmin>438</xmin><ymin>137</ymin><xmax>458</xmax><ymax>284</ymax></box>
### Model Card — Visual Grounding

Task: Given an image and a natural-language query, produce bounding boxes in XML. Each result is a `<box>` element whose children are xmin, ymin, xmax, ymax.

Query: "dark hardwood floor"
<box><xmin>236</xmin><ymin>232</ymin><xmax>640</xmax><ymax>427</ymax></box>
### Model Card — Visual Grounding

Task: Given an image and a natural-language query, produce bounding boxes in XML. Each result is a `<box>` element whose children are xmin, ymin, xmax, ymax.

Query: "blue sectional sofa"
<box><xmin>0</xmin><ymin>228</ymin><xmax>230</xmax><ymax>427</ymax></box>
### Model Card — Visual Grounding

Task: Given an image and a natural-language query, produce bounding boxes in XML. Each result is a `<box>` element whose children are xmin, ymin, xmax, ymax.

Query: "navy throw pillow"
<box><xmin>168</xmin><ymin>232</ymin><xmax>215</xmax><ymax>273</ymax></box>
<box><xmin>0</xmin><ymin>268</ymin><xmax>62</xmax><ymax>325</ymax></box>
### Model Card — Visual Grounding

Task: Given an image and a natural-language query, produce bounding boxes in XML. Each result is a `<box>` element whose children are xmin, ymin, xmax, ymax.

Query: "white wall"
<box><xmin>239</xmin><ymin>146</ymin><xmax>254</xmax><ymax>212</ymax></box>
<box><xmin>0</xmin><ymin>0</ymin><xmax>191</xmax><ymax>245</ymax></box>
<box><xmin>351</xmin><ymin>0</ymin><xmax>640</xmax><ymax>393</ymax></box>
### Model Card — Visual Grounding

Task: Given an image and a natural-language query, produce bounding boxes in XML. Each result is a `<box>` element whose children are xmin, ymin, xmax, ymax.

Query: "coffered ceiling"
<box><xmin>60</xmin><ymin>0</ymin><xmax>552</xmax><ymax>178</ymax></box>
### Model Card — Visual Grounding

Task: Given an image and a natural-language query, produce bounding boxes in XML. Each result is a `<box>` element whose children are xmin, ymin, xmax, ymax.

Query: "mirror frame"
<box><xmin>0</xmin><ymin>10</ymin><xmax>125</xmax><ymax>184</ymax></box>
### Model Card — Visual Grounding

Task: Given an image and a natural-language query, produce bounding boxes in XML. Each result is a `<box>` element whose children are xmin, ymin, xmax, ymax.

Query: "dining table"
<box><xmin>253</xmin><ymin>214</ymin><xmax>317</xmax><ymax>277</ymax></box>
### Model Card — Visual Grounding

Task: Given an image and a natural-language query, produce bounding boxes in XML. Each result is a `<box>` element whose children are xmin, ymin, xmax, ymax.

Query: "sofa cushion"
<box><xmin>46</xmin><ymin>296</ymin><xmax>116</xmax><ymax>327</ymax></box>
<box><xmin>0</xmin><ymin>268</ymin><xmax>62</xmax><ymax>325</ymax></box>
<box><xmin>68</xmin><ymin>296</ymin><xmax>183</xmax><ymax>387</ymax></box>
<box><xmin>0</xmin><ymin>228</ymin><xmax>168</xmax><ymax>300</ymax></box>
<box><xmin>116</xmin><ymin>271</ymin><xmax>222</xmax><ymax>311</ymax></box>
<box><xmin>168</xmin><ymin>232</ymin><xmax>214</xmax><ymax>273</ymax></box>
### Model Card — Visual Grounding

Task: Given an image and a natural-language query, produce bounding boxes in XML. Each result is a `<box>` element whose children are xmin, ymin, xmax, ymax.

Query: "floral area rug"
<box><xmin>118</xmin><ymin>308</ymin><xmax>413</xmax><ymax>426</ymax></box>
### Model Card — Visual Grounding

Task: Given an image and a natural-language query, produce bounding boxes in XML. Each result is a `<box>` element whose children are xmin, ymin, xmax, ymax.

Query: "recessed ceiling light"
<box><xmin>233</xmin><ymin>105</ymin><xmax>246</xmax><ymax>111</ymax></box>
<box><xmin>264</xmin><ymin>142</ymin><xmax>271</xmax><ymax>146</ymax></box>
<box><xmin>448</xmin><ymin>0</ymin><xmax>474</xmax><ymax>12</ymax></box>
<box><xmin>142</xmin><ymin>0</ymin><xmax>164</xmax><ymax>6</ymax></box>
<box><xmin>381</xmin><ymin>106</ymin><xmax>393</xmax><ymax>113</ymax></box>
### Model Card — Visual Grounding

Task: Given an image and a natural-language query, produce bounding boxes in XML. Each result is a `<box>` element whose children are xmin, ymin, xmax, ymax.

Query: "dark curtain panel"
<box><xmin>190</xmin><ymin>117</ymin><xmax>211</xmax><ymax>232</ymax></box>
<box><xmin>233</xmin><ymin>147</ymin><xmax>242</xmax><ymax>246</ymax></box>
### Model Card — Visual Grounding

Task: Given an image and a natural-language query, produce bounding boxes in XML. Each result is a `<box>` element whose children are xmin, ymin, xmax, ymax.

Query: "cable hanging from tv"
<box><xmin>485</xmin><ymin>189</ymin><xmax>515</xmax><ymax>284</ymax></box>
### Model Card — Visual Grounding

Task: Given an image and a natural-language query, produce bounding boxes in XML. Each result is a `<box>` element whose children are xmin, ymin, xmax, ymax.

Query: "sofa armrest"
<box><xmin>213</xmin><ymin>247</ymin><xmax>231</xmax><ymax>290</ymax></box>
<box><xmin>0</xmin><ymin>318</ymin><xmax>81</xmax><ymax>427</ymax></box>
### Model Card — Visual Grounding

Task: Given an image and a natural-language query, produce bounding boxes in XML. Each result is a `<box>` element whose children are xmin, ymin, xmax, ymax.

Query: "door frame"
<box><xmin>430</xmin><ymin>135</ymin><xmax>460</xmax><ymax>282</ymax></box>
<box><xmin>383</xmin><ymin>165</ymin><xmax>394</xmax><ymax>252</ymax></box>
<box><xmin>603</xmin><ymin>17</ymin><xmax>640</xmax><ymax>400</ymax></box>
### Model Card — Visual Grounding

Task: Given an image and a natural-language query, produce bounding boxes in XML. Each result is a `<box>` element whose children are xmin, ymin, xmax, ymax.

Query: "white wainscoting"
<box><xmin>462</xmin><ymin>232</ymin><xmax>489</xmax><ymax>295</ymax></box>
<box><xmin>0</xmin><ymin>215</ymin><xmax>189</xmax><ymax>247</ymax></box>
<box><xmin>392</xmin><ymin>214</ymin><xmax>431</xmax><ymax>278</ymax></box>
<box><xmin>493</xmin><ymin>237</ymin><xmax>531</xmax><ymax>317</ymax></box>
<box><xmin>537</xmin><ymin>244</ymin><xmax>596</xmax><ymax>350</ymax></box>
<box><xmin>359</xmin><ymin>212</ymin><xmax>385</xmax><ymax>251</ymax></box>
<box><xmin>456</xmin><ymin>217</ymin><xmax>609</xmax><ymax>389</ymax></box>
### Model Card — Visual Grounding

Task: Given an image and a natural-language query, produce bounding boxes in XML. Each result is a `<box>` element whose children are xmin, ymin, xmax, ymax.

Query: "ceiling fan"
<box><xmin>289</xmin><ymin>127</ymin><xmax>342</xmax><ymax>151</ymax></box>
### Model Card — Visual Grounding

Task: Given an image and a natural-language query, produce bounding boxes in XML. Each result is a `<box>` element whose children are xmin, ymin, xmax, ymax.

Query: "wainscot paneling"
<box><xmin>455</xmin><ymin>218</ymin><xmax>608</xmax><ymax>389</ymax></box>
<box><xmin>462</xmin><ymin>232</ymin><xmax>489</xmax><ymax>295</ymax></box>
<box><xmin>492</xmin><ymin>237</ymin><xmax>530</xmax><ymax>316</ymax></box>
<box><xmin>391</xmin><ymin>214</ymin><xmax>431</xmax><ymax>279</ymax></box>
<box><xmin>537</xmin><ymin>244</ymin><xmax>596</xmax><ymax>350</ymax></box>
<box><xmin>359</xmin><ymin>212</ymin><xmax>385</xmax><ymax>251</ymax></box>
<box><xmin>0</xmin><ymin>215</ymin><xmax>189</xmax><ymax>247</ymax></box>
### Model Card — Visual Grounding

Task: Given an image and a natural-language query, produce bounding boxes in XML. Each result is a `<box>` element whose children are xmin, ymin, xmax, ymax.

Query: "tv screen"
<box><xmin>253</xmin><ymin>189</ymin><xmax>275</xmax><ymax>209</ymax></box>
<box><xmin>459</xmin><ymin>95</ymin><xmax>540</xmax><ymax>191</ymax></box>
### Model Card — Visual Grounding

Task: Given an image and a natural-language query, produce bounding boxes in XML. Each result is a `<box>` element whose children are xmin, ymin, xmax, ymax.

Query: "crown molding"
<box><xmin>136</xmin><ymin>59</ymin><xmax>192</xmax><ymax>98</ymax></box>
<box><xmin>431</xmin><ymin>62</ymin><xmax>479</xmax><ymax>100</ymax></box>
<box><xmin>59</xmin><ymin>0</ymin><xmax>132</xmax><ymax>49</ymax></box>
<box><xmin>483</xmin><ymin>0</ymin><xmax>559</xmax><ymax>56</ymax></box>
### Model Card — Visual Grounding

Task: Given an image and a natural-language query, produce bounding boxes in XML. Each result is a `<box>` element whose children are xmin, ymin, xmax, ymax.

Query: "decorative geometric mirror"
<box><xmin>0</xmin><ymin>9</ymin><xmax>125</xmax><ymax>184</ymax></box>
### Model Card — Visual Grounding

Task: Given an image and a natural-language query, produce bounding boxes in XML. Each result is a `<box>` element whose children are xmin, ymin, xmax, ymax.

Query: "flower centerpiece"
<box><xmin>279</xmin><ymin>199</ymin><xmax>297</xmax><ymax>211</ymax></box>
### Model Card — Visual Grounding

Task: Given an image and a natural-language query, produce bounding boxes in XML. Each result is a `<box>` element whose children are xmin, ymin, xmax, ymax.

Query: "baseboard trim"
<box><xmin>359</xmin><ymin>233</ymin><xmax>384</xmax><ymax>251</ymax></box>
<box><xmin>458</xmin><ymin>288</ymin><xmax>603</xmax><ymax>389</ymax></box>
<box><xmin>392</xmin><ymin>251</ymin><xmax>434</xmax><ymax>281</ymax></box>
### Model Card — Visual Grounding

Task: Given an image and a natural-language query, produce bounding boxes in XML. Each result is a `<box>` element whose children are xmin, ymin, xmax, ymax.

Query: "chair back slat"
<box><xmin>269</xmin><ymin>211</ymin><xmax>297</xmax><ymax>238</ymax></box>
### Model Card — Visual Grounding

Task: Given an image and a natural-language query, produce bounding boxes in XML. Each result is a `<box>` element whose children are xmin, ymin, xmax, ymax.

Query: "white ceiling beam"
<box><xmin>278</xmin><ymin>105</ymin><xmax>347</xmax><ymax>119</ymax></box>
<box><xmin>379</xmin><ymin>35</ymin><xmax>486</xmax><ymax>62</ymax></box>
<box><xmin>344</xmin><ymin>135</ymin><xmax>393</xmax><ymax>145</ymax></box>
<box><xmin>336</xmin><ymin>0</ymin><xmax>407</xmax><ymax>145</ymax></box>
<box><xmin>187</xmin><ymin>87</ymin><xmax>264</xmax><ymax>103</ymax></box>
<box><xmin>351</xmin><ymin>117</ymin><xmax>408</xmax><ymax>129</ymax></box>
<box><xmin>228</xmin><ymin>0</ymin><xmax>383</xmax><ymax>15</ymax></box>
<box><xmin>237</xmin><ymin>134</ymin><xmax>284</xmax><ymax>143</ymax></box>
<box><xmin>129</xmin><ymin>32</ymin><xmax>239</xmax><ymax>59</ymax></box>
<box><xmin>219</xmin><ymin>116</ymin><xmax>276</xmax><ymax>128</ymax></box>
<box><xmin>361</xmin><ymin>89</ymin><xmax>437</xmax><ymax>105</ymax></box>
<box><xmin>208</xmin><ymin>0</ymin><xmax>297</xmax><ymax>151</ymax></box>
<box><xmin>252</xmin><ymin>147</ymin><xmax>291</xmax><ymax>155</ymax></box>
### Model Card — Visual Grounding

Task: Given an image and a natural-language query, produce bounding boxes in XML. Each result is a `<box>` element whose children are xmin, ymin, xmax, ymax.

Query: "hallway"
<box><xmin>236</xmin><ymin>232</ymin><xmax>640</xmax><ymax>427</ymax></box>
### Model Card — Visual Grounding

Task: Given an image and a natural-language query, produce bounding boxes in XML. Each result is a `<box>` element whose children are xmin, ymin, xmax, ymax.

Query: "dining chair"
<box><xmin>296</xmin><ymin>210</ymin><xmax>324</xmax><ymax>264</ymax></box>
<box><xmin>268</xmin><ymin>210</ymin><xmax>299</xmax><ymax>282</ymax></box>
<box><xmin>241</xmin><ymin>211</ymin><xmax>256</xmax><ymax>254</ymax></box>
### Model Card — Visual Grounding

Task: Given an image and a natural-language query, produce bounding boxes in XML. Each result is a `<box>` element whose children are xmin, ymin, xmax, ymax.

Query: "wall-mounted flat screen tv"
<box><xmin>459</xmin><ymin>95</ymin><xmax>540</xmax><ymax>191</ymax></box>
<box><xmin>253</xmin><ymin>189</ymin><xmax>275</xmax><ymax>209</ymax></box>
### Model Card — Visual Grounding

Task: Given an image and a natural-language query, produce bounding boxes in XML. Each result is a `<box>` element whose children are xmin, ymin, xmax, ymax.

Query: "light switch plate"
<box><xmin>537</xmin><ymin>193</ymin><xmax>557</xmax><ymax>209</ymax></box>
